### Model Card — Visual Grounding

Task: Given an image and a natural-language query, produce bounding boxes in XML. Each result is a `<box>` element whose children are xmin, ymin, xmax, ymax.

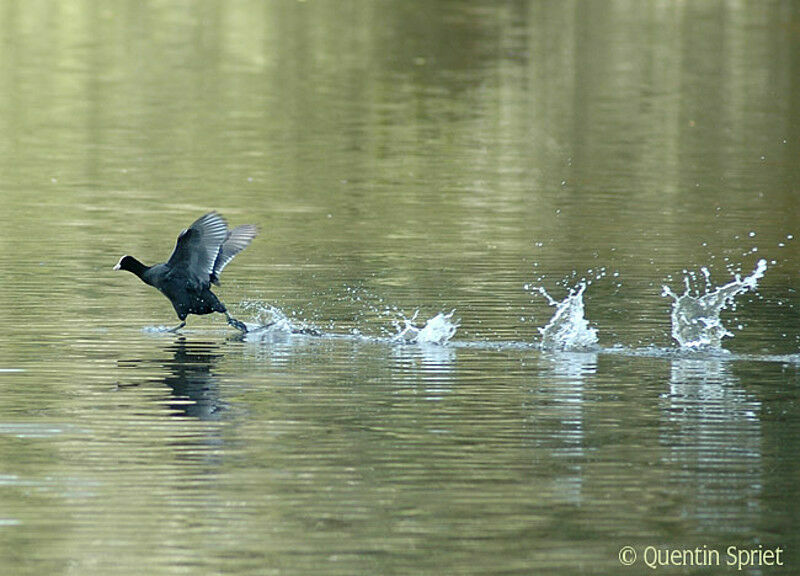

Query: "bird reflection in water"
<box><xmin>118</xmin><ymin>337</ymin><xmax>227</xmax><ymax>420</ymax></box>
<box><xmin>161</xmin><ymin>337</ymin><xmax>226</xmax><ymax>420</ymax></box>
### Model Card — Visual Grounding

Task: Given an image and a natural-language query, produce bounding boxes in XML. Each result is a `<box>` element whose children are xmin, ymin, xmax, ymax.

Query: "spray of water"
<box><xmin>391</xmin><ymin>310</ymin><xmax>459</xmax><ymax>345</ymax></box>
<box><xmin>234</xmin><ymin>299</ymin><xmax>459</xmax><ymax>346</ymax></box>
<box><xmin>662</xmin><ymin>259</ymin><xmax>767</xmax><ymax>350</ymax></box>
<box><xmin>238</xmin><ymin>301</ymin><xmax>321</xmax><ymax>336</ymax></box>
<box><xmin>536</xmin><ymin>283</ymin><xmax>598</xmax><ymax>350</ymax></box>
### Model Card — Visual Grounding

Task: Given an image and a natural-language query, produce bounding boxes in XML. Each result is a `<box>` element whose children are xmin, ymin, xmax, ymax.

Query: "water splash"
<box><xmin>238</xmin><ymin>301</ymin><xmax>321</xmax><ymax>337</ymax></box>
<box><xmin>662</xmin><ymin>259</ymin><xmax>767</xmax><ymax>350</ymax></box>
<box><xmin>536</xmin><ymin>283</ymin><xmax>598</xmax><ymax>350</ymax></box>
<box><xmin>391</xmin><ymin>310</ymin><xmax>459</xmax><ymax>345</ymax></box>
<box><xmin>236</xmin><ymin>300</ymin><xmax>457</xmax><ymax>345</ymax></box>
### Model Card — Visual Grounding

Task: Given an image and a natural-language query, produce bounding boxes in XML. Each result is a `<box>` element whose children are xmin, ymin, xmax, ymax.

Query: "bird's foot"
<box><xmin>292</xmin><ymin>326</ymin><xmax>322</xmax><ymax>337</ymax></box>
<box><xmin>226</xmin><ymin>313</ymin><xmax>248</xmax><ymax>333</ymax></box>
<box><xmin>168</xmin><ymin>321</ymin><xmax>186</xmax><ymax>333</ymax></box>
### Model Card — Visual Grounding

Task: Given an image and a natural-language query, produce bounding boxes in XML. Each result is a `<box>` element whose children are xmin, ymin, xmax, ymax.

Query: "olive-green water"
<box><xmin>1</xmin><ymin>1</ymin><xmax>799</xmax><ymax>575</ymax></box>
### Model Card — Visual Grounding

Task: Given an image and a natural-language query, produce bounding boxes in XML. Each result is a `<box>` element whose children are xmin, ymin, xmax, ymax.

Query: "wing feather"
<box><xmin>166</xmin><ymin>212</ymin><xmax>229</xmax><ymax>286</ymax></box>
<box><xmin>210</xmin><ymin>224</ymin><xmax>258</xmax><ymax>285</ymax></box>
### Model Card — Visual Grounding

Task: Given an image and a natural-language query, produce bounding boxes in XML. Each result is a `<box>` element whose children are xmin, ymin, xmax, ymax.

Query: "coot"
<box><xmin>114</xmin><ymin>212</ymin><xmax>257</xmax><ymax>332</ymax></box>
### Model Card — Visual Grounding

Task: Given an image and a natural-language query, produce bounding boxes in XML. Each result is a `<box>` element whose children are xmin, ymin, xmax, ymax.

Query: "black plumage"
<box><xmin>114</xmin><ymin>212</ymin><xmax>257</xmax><ymax>332</ymax></box>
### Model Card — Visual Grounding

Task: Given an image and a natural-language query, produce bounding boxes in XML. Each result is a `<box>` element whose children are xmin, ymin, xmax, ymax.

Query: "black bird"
<box><xmin>114</xmin><ymin>212</ymin><xmax>257</xmax><ymax>332</ymax></box>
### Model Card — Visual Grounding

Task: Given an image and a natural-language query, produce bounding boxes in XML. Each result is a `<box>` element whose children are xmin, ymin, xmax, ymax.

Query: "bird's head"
<box><xmin>113</xmin><ymin>255</ymin><xmax>130</xmax><ymax>271</ymax></box>
<box><xmin>113</xmin><ymin>255</ymin><xmax>146</xmax><ymax>274</ymax></box>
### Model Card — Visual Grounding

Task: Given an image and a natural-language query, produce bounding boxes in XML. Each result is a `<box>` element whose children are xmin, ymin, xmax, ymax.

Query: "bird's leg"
<box><xmin>225</xmin><ymin>312</ymin><xmax>249</xmax><ymax>333</ymax></box>
<box><xmin>168</xmin><ymin>321</ymin><xmax>186</xmax><ymax>333</ymax></box>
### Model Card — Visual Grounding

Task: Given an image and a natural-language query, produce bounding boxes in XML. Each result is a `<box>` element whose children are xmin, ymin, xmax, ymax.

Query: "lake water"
<box><xmin>1</xmin><ymin>1</ymin><xmax>799</xmax><ymax>574</ymax></box>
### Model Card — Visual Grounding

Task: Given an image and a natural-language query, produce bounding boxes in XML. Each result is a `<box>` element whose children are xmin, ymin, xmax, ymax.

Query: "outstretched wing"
<box><xmin>166</xmin><ymin>212</ymin><xmax>229</xmax><ymax>286</ymax></box>
<box><xmin>210</xmin><ymin>224</ymin><xmax>258</xmax><ymax>285</ymax></box>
